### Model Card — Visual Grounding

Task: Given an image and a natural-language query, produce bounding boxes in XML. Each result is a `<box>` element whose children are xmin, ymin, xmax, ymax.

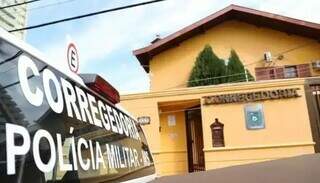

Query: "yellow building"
<box><xmin>121</xmin><ymin>5</ymin><xmax>320</xmax><ymax>176</ymax></box>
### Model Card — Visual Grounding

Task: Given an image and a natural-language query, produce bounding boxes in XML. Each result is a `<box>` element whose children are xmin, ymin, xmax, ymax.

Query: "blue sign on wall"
<box><xmin>244</xmin><ymin>104</ymin><xmax>265</xmax><ymax>130</ymax></box>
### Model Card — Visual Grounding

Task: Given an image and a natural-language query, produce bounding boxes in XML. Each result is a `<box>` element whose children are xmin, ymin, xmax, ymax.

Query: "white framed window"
<box><xmin>284</xmin><ymin>66</ymin><xmax>298</xmax><ymax>78</ymax></box>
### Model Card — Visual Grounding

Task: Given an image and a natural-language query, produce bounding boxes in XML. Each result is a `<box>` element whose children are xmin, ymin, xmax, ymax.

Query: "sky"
<box><xmin>25</xmin><ymin>0</ymin><xmax>320</xmax><ymax>94</ymax></box>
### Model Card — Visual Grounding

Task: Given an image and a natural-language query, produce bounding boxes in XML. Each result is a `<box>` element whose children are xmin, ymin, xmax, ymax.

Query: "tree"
<box><xmin>188</xmin><ymin>45</ymin><xmax>226</xmax><ymax>87</ymax></box>
<box><xmin>226</xmin><ymin>49</ymin><xmax>254</xmax><ymax>83</ymax></box>
<box><xmin>246</xmin><ymin>69</ymin><xmax>255</xmax><ymax>81</ymax></box>
<box><xmin>188</xmin><ymin>46</ymin><xmax>254</xmax><ymax>87</ymax></box>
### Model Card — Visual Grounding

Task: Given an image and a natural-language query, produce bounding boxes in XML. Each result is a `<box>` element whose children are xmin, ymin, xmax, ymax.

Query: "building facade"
<box><xmin>0</xmin><ymin>0</ymin><xmax>27</xmax><ymax>39</ymax></box>
<box><xmin>121</xmin><ymin>5</ymin><xmax>320</xmax><ymax>176</ymax></box>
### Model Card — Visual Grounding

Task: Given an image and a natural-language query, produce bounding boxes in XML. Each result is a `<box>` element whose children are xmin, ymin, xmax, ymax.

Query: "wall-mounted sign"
<box><xmin>67</xmin><ymin>43</ymin><xmax>79</xmax><ymax>73</ymax></box>
<box><xmin>203</xmin><ymin>88</ymin><xmax>300</xmax><ymax>105</ymax></box>
<box><xmin>168</xmin><ymin>115</ymin><xmax>176</xmax><ymax>126</ymax></box>
<box><xmin>244</xmin><ymin>104</ymin><xmax>265</xmax><ymax>130</ymax></box>
<box><xmin>137</xmin><ymin>116</ymin><xmax>151</xmax><ymax>125</ymax></box>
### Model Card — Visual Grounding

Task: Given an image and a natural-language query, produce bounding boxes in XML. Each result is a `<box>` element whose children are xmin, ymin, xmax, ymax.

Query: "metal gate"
<box><xmin>186</xmin><ymin>108</ymin><xmax>205</xmax><ymax>172</ymax></box>
<box><xmin>307</xmin><ymin>84</ymin><xmax>320</xmax><ymax>152</ymax></box>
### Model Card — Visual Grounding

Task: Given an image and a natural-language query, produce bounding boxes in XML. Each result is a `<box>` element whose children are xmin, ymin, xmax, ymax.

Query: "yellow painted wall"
<box><xmin>201</xmin><ymin>84</ymin><xmax>315</xmax><ymax>170</ymax></box>
<box><xmin>121</xmin><ymin>79</ymin><xmax>316</xmax><ymax>176</ymax></box>
<box><xmin>204</xmin><ymin>144</ymin><xmax>315</xmax><ymax>170</ymax></box>
<box><xmin>149</xmin><ymin>20</ymin><xmax>320</xmax><ymax>91</ymax></box>
<box><xmin>157</xmin><ymin>111</ymin><xmax>188</xmax><ymax>175</ymax></box>
<box><xmin>119</xmin><ymin>98</ymin><xmax>161</xmax><ymax>152</ymax></box>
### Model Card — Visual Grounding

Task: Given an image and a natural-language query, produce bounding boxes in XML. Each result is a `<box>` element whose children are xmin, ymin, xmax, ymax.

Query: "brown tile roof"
<box><xmin>134</xmin><ymin>4</ymin><xmax>320</xmax><ymax>73</ymax></box>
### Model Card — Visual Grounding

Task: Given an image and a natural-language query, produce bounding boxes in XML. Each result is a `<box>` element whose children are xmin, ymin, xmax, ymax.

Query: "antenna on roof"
<box><xmin>151</xmin><ymin>34</ymin><xmax>161</xmax><ymax>44</ymax></box>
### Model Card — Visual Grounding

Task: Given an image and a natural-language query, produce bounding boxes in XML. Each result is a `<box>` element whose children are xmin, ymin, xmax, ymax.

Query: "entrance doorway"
<box><xmin>185</xmin><ymin>107</ymin><xmax>205</xmax><ymax>172</ymax></box>
<box><xmin>307</xmin><ymin>84</ymin><xmax>320</xmax><ymax>152</ymax></box>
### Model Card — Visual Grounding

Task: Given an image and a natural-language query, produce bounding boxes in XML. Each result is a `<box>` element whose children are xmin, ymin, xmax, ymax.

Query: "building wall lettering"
<box><xmin>203</xmin><ymin>88</ymin><xmax>300</xmax><ymax>105</ymax></box>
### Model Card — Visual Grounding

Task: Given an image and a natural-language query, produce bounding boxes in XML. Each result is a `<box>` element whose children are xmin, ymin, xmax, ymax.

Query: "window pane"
<box><xmin>284</xmin><ymin>66</ymin><xmax>298</xmax><ymax>78</ymax></box>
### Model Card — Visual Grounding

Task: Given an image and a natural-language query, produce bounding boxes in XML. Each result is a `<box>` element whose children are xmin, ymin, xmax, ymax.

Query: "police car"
<box><xmin>0</xmin><ymin>28</ymin><xmax>156</xmax><ymax>182</ymax></box>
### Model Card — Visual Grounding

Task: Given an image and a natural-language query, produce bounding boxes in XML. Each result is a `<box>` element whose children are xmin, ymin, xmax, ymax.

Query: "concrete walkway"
<box><xmin>151</xmin><ymin>154</ymin><xmax>320</xmax><ymax>183</ymax></box>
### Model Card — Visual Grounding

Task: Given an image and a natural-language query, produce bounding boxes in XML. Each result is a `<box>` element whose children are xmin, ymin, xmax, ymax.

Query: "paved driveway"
<box><xmin>151</xmin><ymin>154</ymin><xmax>320</xmax><ymax>183</ymax></box>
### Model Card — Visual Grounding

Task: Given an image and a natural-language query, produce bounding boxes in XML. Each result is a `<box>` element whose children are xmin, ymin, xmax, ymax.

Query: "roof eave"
<box><xmin>133</xmin><ymin>4</ymin><xmax>320</xmax><ymax>73</ymax></box>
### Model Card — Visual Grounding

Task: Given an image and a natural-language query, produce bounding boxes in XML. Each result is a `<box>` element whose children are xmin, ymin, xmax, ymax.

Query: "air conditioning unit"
<box><xmin>312</xmin><ymin>60</ymin><xmax>320</xmax><ymax>70</ymax></box>
<box><xmin>263</xmin><ymin>52</ymin><xmax>272</xmax><ymax>63</ymax></box>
